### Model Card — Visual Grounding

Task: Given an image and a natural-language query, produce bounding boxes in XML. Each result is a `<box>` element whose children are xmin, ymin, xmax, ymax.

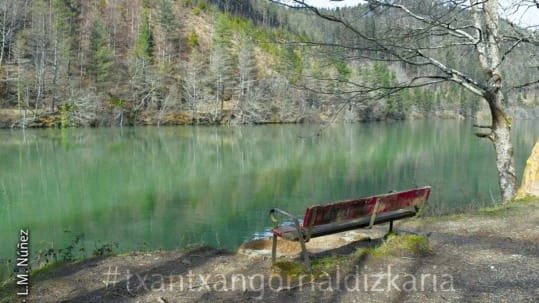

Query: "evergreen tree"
<box><xmin>184</xmin><ymin>48</ymin><xmax>206</xmax><ymax>124</ymax></box>
<box><xmin>238</xmin><ymin>37</ymin><xmax>257</xmax><ymax>103</ymax></box>
<box><xmin>158</xmin><ymin>0</ymin><xmax>175</xmax><ymax>33</ymax></box>
<box><xmin>135</xmin><ymin>9</ymin><xmax>154</xmax><ymax>65</ymax></box>
<box><xmin>52</xmin><ymin>0</ymin><xmax>81</xmax><ymax>77</ymax></box>
<box><xmin>280</xmin><ymin>45</ymin><xmax>302</xmax><ymax>85</ymax></box>
<box><xmin>209</xmin><ymin>14</ymin><xmax>237</xmax><ymax>114</ymax></box>
<box><xmin>87</xmin><ymin>18</ymin><xmax>113</xmax><ymax>83</ymax></box>
<box><xmin>188</xmin><ymin>29</ymin><xmax>199</xmax><ymax>49</ymax></box>
<box><xmin>235</xmin><ymin>37</ymin><xmax>261</xmax><ymax>122</ymax></box>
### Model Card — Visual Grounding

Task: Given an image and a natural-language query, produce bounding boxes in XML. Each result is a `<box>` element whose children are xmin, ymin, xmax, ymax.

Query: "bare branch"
<box><xmin>416</xmin><ymin>50</ymin><xmax>486</xmax><ymax>96</ymax></box>
<box><xmin>510</xmin><ymin>78</ymin><xmax>539</xmax><ymax>90</ymax></box>
<box><xmin>498</xmin><ymin>39</ymin><xmax>522</xmax><ymax>66</ymax></box>
<box><xmin>475</xmin><ymin>131</ymin><xmax>494</xmax><ymax>141</ymax></box>
<box><xmin>369</xmin><ymin>0</ymin><xmax>478</xmax><ymax>42</ymax></box>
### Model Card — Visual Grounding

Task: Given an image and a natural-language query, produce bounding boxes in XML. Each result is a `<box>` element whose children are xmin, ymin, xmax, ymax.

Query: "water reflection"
<box><xmin>0</xmin><ymin>120</ymin><xmax>538</xmax><ymax>263</ymax></box>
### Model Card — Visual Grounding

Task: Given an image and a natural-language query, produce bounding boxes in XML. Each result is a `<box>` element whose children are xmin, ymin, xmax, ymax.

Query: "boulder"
<box><xmin>516</xmin><ymin>139</ymin><xmax>539</xmax><ymax>199</ymax></box>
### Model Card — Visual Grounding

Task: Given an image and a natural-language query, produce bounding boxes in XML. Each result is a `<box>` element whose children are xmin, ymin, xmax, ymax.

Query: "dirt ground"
<box><xmin>1</xmin><ymin>200</ymin><xmax>538</xmax><ymax>303</ymax></box>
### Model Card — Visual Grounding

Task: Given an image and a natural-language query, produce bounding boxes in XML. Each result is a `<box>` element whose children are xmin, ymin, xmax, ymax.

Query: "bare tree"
<box><xmin>0</xmin><ymin>0</ymin><xmax>24</xmax><ymax>68</ymax></box>
<box><xmin>184</xmin><ymin>48</ymin><xmax>206</xmax><ymax>124</ymax></box>
<box><xmin>209</xmin><ymin>39</ymin><xmax>227</xmax><ymax>120</ymax></box>
<box><xmin>238</xmin><ymin>38</ymin><xmax>258</xmax><ymax>106</ymax></box>
<box><xmin>29</xmin><ymin>0</ymin><xmax>53</xmax><ymax>117</ymax></box>
<box><xmin>270</xmin><ymin>0</ymin><xmax>539</xmax><ymax>202</ymax></box>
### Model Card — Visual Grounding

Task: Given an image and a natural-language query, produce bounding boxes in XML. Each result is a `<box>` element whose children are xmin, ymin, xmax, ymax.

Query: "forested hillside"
<box><xmin>0</xmin><ymin>0</ymin><xmax>537</xmax><ymax>128</ymax></box>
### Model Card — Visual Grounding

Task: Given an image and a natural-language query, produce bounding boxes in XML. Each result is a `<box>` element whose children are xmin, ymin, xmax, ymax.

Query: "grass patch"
<box><xmin>273</xmin><ymin>260</ymin><xmax>310</xmax><ymax>278</ymax></box>
<box><xmin>513</xmin><ymin>195</ymin><xmax>537</xmax><ymax>203</ymax></box>
<box><xmin>273</xmin><ymin>254</ymin><xmax>353</xmax><ymax>280</ymax></box>
<box><xmin>273</xmin><ymin>234</ymin><xmax>433</xmax><ymax>281</ymax></box>
<box><xmin>476</xmin><ymin>204</ymin><xmax>515</xmax><ymax>217</ymax></box>
<box><xmin>30</xmin><ymin>260</ymin><xmax>68</xmax><ymax>279</ymax></box>
<box><xmin>476</xmin><ymin>197</ymin><xmax>537</xmax><ymax>217</ymax></box>
<box><xmin>421</xmin><ymin>198</ymin><xmax>538</xmax><ymax>222</ymax></box>
<box><xmin>312</xmin><ymin>255</ymin><xmax>350</xmax><ymax>273</ymax></box>
<box><xmin>366</xmin><ymin>234</ymin><xmax>433</xmax><ymax>257</ymax></box>
<box><xmin>0</xmin><ymin>262</ymin><xmax>70</xmax><ymax>303</ymax></box>
<box><xmin>182</xmin><ymin>243</ymin><xmax>210</xmax><ymax>254</ymax></box>
<box><xmin>0</xmin><ymin>290</ymin><xmax>15</xmax><ymax>303</ymax></box>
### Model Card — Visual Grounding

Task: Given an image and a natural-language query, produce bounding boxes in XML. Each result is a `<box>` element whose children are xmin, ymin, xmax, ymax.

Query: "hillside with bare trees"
<box><xmin>0</xmin><ymin>0</ymin><xmax>537</xmax><ymax>128</ymax></box>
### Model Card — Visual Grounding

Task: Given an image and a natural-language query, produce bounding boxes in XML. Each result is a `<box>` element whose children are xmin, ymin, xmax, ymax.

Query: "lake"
<box><xmin>0</xmin><ymin>120</ymin><xmax>538</xmax><ymax>269</ymax></box>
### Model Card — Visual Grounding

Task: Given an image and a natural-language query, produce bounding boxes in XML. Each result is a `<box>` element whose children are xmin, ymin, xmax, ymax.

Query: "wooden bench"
<box><xmin>269</xmin><ymin>186</ymin><xmax>431</xmax><ymax>271</ymax></box>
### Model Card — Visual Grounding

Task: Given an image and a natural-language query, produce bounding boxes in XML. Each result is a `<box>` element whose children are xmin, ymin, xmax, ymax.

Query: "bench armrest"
<box><xmin>269</xmin><ymin>208</ymin><xmax>300</xmax><ymax>228</ymax></box>
<box><xmin>269</xmin><ymin>208</ymin><xmax>312</xmax><ymax>272</ymax></box>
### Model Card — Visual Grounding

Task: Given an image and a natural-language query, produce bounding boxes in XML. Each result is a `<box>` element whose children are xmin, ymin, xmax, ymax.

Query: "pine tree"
<box><xmin>52</xmin><ymin>0</ymin><xmax>81</xmax><ymax>77</ymax></box>
<box><xmin>158</xmin><ymin>0</ymin><xmax>174</xmax><ymax>33</ymax></box>
<box><xmin>188</xmin><ymin>29</ymin><xmax>199</xmax><ymax>49</ymax></box>
<box><xmin>238</xmin><ymin>38</ymin><xmax>257</xmax><ymax>103</ymax></box>
<box><xmin>87</xmin><ymin>18</ymin><xmax>113</xmax><ymax>83</ymax></box>
<box><xmin>209</xmin><ymin>14</ymin><xmax>236</xmax><ymax>115</ymax></box>
<box><xmin>135</xmin><ymin>9</ymin><xmax>154</xmax><ymax>65</ymax></box>
<box><xmin>184</xmin><ymin>48</ymin><xmax>206</xmax><ymax>124</ymax></box>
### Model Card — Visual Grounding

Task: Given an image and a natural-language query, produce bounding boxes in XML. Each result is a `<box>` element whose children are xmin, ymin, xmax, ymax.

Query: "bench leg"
<box><xmin>272</xmin><ymin>234</ymin><xmax>277</xmax><ymax>264</ymax></box>
<box><xmin>298</xmin><ymin>233</ymin><xmax>311</xmax><ymax>274</ymax></box>
<box><xmin>383</xmin><ymin>220</ymin><xmax>395</xmax><ymax>240</ymax></box>
<box><xmin>293</xmin><ymin>221</ymin><xmax>312</xmax><ymax>274</ymax></box>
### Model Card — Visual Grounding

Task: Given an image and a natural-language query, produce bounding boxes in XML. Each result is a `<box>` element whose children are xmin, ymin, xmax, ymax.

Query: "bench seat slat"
<box><xmin>272</xmin><ymin>208</ymin><xmax>418</xmax><ymax>241</ymax></box>
<box><xmin>302</xmin><ymin>187</ymin><xmax>430</xmax><ymax>227</ymax></box>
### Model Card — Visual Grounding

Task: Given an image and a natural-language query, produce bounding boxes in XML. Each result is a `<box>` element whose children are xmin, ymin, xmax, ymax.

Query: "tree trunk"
<box><xmin>487</xmin><ymin>93</ymin><xmax>517</xmax><ymax>202</ymax></box>
<box><xmin>471</xmin><ymin>0</ymin><xmax>516</xmax><ymax>203</ymax></box>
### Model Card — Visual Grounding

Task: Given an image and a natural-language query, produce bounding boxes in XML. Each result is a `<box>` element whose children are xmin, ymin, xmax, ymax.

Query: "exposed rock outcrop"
<box><xmin>516</xmin><ymin>139</ymin><xmax>539</xmax><ymax>199</ymax></box>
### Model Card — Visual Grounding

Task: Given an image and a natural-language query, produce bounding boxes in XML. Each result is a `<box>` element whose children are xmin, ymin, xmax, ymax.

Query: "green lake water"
<box><xmin>0</xmin><ymin>120</ymin><xmax>538</xmax><ymax>269</ymax></box>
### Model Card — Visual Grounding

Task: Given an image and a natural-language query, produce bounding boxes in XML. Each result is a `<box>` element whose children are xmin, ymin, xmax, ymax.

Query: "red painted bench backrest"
<box><xmin>302</xmin><ymin>187</ymin><xmax>431</xmax><ymax>227</ymax></box>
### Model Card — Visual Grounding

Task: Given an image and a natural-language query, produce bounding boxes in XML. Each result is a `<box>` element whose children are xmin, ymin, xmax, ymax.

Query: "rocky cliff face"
<box><xmin>516</xmin><ymin>139</ymin><xmax>539</xmax><ymax>199</ymax></box>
